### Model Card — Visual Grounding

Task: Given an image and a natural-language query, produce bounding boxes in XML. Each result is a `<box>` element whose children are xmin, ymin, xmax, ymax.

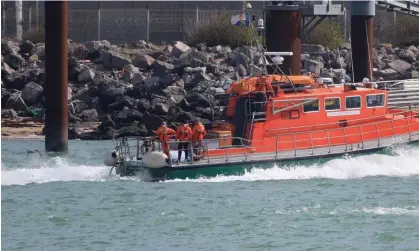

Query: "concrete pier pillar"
<box><xmin>351</xmin><ymin>1</ymin><xmax>375</xmax><ymax>82</ymax></box>
<box><xmin>44</xmin><ymin>1</ymin><xmax>69</xmax><ymax>152</ymax></box>
<box><xmin>266</xmin><ymin>10</ymin><xmax>301</xmax><ymax>75</ymax></box>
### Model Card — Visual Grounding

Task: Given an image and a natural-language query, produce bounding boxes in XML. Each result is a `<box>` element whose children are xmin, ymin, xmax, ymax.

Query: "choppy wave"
<box><xmin>168</xmin><ymin>146</ymin><xmax>419</xmax><ymax>183</ymax></box>
<box><xmin>354</xmin><ymin>207</ymin><xmax>419</xmax><ymax>216</ymax></box>
<box><xmin>2</xmin><ymin>145</ymin><xmax>419</xmax><ymax>186</ymax></box>
<box><xmin>1</xmin><ymin>157</ymin><xmax>109</xmax><ymax>186</ymax></box>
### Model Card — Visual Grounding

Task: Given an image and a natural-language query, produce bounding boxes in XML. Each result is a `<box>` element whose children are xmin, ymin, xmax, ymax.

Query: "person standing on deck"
<box><xmin>155</xmin><ymin>121</ymin><xmax>176</xmax><ymax>160</ymax></box>
<box><xmin>192</xmin><ymin>120</ymin><xmax>207</xmax><ymax>157</ymax></box>
<box><xmin>176</xmin><ymin>123</ymin><xmax>192</xmax><ymax>163</ymax></box>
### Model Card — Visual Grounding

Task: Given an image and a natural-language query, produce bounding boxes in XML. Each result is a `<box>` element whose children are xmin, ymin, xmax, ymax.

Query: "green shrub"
<box><xmin>22</xmin><ymin>26</ymin><xmax>45</xmax><ymax>43</ymax></box>
<box><xmin>185</xmin><ymin>11</ymin><xmax>254</xmax><ymax>47</ymax></box>
<box><xmin>304</xmin><ymin>20</ymin><xmax>344</xmax><ymax>49</ymax></box>
<box><xmin>391</xmin><ymin>15</ymin><xmax>419</xmax><ymax>46</ymax></box>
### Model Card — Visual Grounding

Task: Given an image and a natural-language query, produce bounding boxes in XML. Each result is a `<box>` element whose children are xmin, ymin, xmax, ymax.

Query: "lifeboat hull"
<box><xmin>113</xmin><ymin>132</ymin><xmax>419</xmax><ymax>181</ymax></box>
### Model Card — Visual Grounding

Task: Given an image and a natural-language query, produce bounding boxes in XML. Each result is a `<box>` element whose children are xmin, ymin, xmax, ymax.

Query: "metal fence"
<box><xmin>1</xmin><ymin>2</ymin><xmax>402</xmax><ymax>45</ymax></box>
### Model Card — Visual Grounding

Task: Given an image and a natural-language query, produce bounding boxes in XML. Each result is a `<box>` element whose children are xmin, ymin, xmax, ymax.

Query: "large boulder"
<box><xmin>185</xmin><ymin>93</ymin><xmax>211</xmax><ymax>108</ymax></box>
<box><xmin>137</xmin><ymin>98</ymin><xmax>151</xmax><ymax>112</ymax></box>
<box><xmin>68</xmin><ymin>40</ymin><xmax>89</xmax><ymax>59</ymax></box>
<box><xmin>303</xmin><ymin>59</ymin><xmax>324</xmax><ymax>74</ymax></box>
<box><xmin>3</xmin><ymin>68</ymin><xmax>45</xmax><ymax>90</ymax></box>
<box><xmin>97</xmin><ymin>79</ymin><xmax>126</xmax><ymax>104</ymax></box>
<box><xmin>152</xmin><ymin>60</ymin><xmax>174</xmax><ymax>77</ymax></box>
<box><xmin>82</xmin><ymin>40</ymin><xmax>111</xmax><ymax>55</ymax></box>
<box><xmin>387</xmin><ymin>60</ymin><xmax>411</xmax><ymax>73</ymax></box>
<box><xmin>113</xmin><ymin>109</ymin><xmax>143</xmax><ymax>124</ymax></box>
<box><xmin>1</xmin><ymin>60</ymin><xmax>15</xmax><ymax>76</ymax></box>
<box><xmin>162</xmin><ymin>86</ymin><xmax>186</xmax><ymax>104</ymax></box>
<box><xmin>377</xmin><ymin>68</ymin><xmax>398</xmax><ymax>80</ymax></box>
<box><xmin>396</xmin><ymin>48</ymin><xmax>416</xmax><ymax>63</ymax></box>
<box><xmin>4</xmin><ymin>53</ymin><xmax>25</xmax><ymax>70</ymax></box>
<box><xmin>2</xmin><ymin>39</ymin><xmax>19</xmax><ymax>55</ymax></box>
<box><xmin>2</xmin><ymin>88</ymin><xmax>11</xmax><ymax>107</ymax></box>
<box><xmin>5</xmin><ymin>92</ymin><xmax>28</xmax><ymax>111</ymax></box>
<box><xmin>80</xmin><ymin>109</ymin><xmax>98</xmax><ymax>122</ymax></box>
<box><xmin>230</xmin><ymin>52</ymin><xmax>249</xmax><ymax>69</ymax></box>
<box><xmin>73</xmin><ymin>100</ymin><xmax>89</xmax><ymax>114</ymax></box>
<box><xmin>116</xmin><ymin>123</ymin><xmax>148</xmax><ymax>137</ymax></box>
<box><xmin>108</xmin><ymin>96</ymin><xmax>135</xmax><ymax>111</ymax></box>
<box><xmin>170</xmin><ymin>41</ymin><xmax>191</xmax><ymax>58</ymax></box>
<box><xmin>99</xmin><ymin>51</ymin><xmax>131</xmax><ymax>69</ymax></box>
<box><xmin>159</xmin><ymin>74</ymin><xmax>181</xmax><ymax>87</ymax></box>
<box><xmin>72</xmin><ymin>87</ymin><xmax>91</xmax><ymax>102</ymax></box>
<box><xmin>142</xmin><ymin>113</ymin><xmax>163</xmax><ymax>131</ymax></box>
<box><xmin>68</xmin><ymin>56</ymin><xmax>82</xmax><ymax>79</ymax></box>
<box><xmin>144</xmin><ymin>77</ymin><xmax>161</xmax><ymax>92</ymax></box>
<box><xmin>122</xmin><ymin>64</ymin><xmax>140</xmax><ymax>82</ymax></box>
<box><xmin>177</xmin><ymin>49</ymin><xmax>210</xmax><ymax>68</ymax></box>
<box><xmin>19</xmin><ymin>40</ymin><xmax>35</xmax><ymax>54</ymax></box>
<box><xmin>78</xmin><ymin>68</ymin><xmax>95</xmax><ymax>83</ymax></box>
<box><xmin>1</xmin><ymin>109</ymin><xmax>18</xmax><ymax>119</ymax></box>
<box><xmin>98</xmin><ymin>114</ymin><xmax>116</xmax><ymax>131</ymax></box>
<box><xmin>31</xmin><ymin>43</ymin><xmax>45</xmax><ymax>59</ymax></box>
<box><xmin>132</xmin><ymin>54</ymin><xmax>155</xmax><ymax>70</ymax></box>
<box><xmin>130</xmin><ymin>73</ymin><xmax>146</xmax><ymax>85</ymax></box>
<box><xmin>21</xmin><ymin>82</ymin><xmax>43</xmax><ymax>106</ymax></box>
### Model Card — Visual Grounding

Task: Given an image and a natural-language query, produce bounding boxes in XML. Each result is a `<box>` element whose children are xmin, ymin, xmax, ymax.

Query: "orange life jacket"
<box><xmin>192</xmin><ymin>123</ymin><xmax>206</xmax><ymax>141</ymax></box>
<box><xmin>156</xmin><ymin>125</ymin><xmax>176</xmax><ymax>143</ymax></box>
<box><xmin>177</xmin><ymin>125</ymin><xmax>192</xmax><ymax>141</ymax></box>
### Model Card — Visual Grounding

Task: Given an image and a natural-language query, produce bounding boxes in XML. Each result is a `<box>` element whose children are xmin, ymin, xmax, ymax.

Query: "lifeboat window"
<box><xmin>345</xmin><ymin>96</ymin><xmax>361</xmax><ymax>109</ymax></box>
<box><xmin>324</xmin><ymin>98</ymin><xmax>341</xmax><ymax>111</ymax></box>
<box><xmin>366</xmin><ymin>94</ymin><xmax>385</xmax><ymax>108</ymax></box>
<box><xmin>303</xmin><ymin>99</ymin><xmax>319</xmax><ymax>113</ymax></box>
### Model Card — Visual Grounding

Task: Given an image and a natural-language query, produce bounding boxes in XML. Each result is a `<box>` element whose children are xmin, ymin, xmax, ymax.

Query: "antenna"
<box><xmin>244</xmin><ymin>7</ymin><xmax>297</xmax><ymax>94</ymax></box>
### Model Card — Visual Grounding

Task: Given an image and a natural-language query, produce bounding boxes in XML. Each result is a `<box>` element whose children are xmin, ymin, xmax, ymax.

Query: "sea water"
<box><xmin>2</xmin><ymin>139</ymin><xmax>419</xmax><ymax>251</ymax></box>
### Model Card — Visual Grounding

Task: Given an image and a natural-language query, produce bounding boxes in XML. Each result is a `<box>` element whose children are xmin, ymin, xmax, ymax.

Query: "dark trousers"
<box><xmin>178</xmin><ymin>142</ymin><xmax>190</xmax><ymax>161</ymax></box>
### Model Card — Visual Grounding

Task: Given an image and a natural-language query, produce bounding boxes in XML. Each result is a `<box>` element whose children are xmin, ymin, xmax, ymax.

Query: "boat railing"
<box><xmin>273</xmin><ymin>109</ymin><xmax>419</xmax><ymax>157</ymax></box>
<box><xmin>114</xmin><ymin>136</ymin><xmax>251</xmax><ymax>165</ymax></box>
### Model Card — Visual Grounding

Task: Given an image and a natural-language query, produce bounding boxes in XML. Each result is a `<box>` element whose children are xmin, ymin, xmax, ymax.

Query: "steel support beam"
<box><xmin>44</xmin><ymin>1</ymin><xmax>68</xmax><ymax>152</ymax></box>
<box><xmin>266</xmin><ymin>10</ymin><xmax>301</xmax><ymax>75</ymax></box>
<box><xmin>302</xmin><ymin>16</ymin><xmax>326</xmax><ymax>40</ymax></box>
<box><xmin>351</xmin><ymin>1</ymin><xmax>375</xmax><ymax>82</ymax></box>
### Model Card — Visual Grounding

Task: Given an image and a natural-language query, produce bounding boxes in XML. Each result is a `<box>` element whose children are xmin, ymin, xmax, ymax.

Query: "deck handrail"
<box><xmin>274</xmin><ymin>111</ymin><xmax>418</xmax><ymax>155</ymax></box>
<box><xmin>274</xmin><ymin>121</ymin><xmax>416</xmax><ymax>155</ymax></box>
<box><xmin>273</xmin><ymin>110</ymin><xmax>416</xmax><ymax>140</ymax></box>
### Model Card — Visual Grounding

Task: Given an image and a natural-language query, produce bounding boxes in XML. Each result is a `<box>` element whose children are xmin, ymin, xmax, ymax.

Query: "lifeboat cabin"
<box><xmin>203</xmin><ymin>75</ymin><xmax>419</xmax><ymax>159</ymax></box>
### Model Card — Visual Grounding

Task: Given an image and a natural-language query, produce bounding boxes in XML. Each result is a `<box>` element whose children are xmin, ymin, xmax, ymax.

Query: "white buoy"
<box><xmin>104</xmin><ymin>151</ymin><xmax>118</xmax><ymax>166</ymax></box>
<box><xmin>142</xmin><ymin>151</ymin><xmax>168</xmax><ymax>169</ymax></box>
<box><xmin>272</xmin><ymin>56</ymin><xmax>284</xmax><ymax>65</ymax></box>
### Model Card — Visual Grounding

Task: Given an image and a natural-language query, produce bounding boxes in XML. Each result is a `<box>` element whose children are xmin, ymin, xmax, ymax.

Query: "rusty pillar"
<box><xmin>44</xmin><ymin>1</ymin><xmax>68</xmax><ymax>152</ymax></box>
<box><xmin>350</xmin><ymin>16</ymin><xmax>374</xmax><ymax>82</ymax></box>
<box><xmin>350</xmin><ymin>1</ymin><xmax>375</xmax><ymax>82</ymax></box>
<box><xmin>266</xmin><ymin>10</ymin><xmax>301</xmax><ymax>75</ymax></box>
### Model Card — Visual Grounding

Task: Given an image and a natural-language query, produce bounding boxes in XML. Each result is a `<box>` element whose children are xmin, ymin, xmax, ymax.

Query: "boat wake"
<box><xmin>1</xmin><ymin>157</ymin><xmax>110</xmax><ymax>186</ymax></box>
<box><xmin>168</xmin><ymin>145</ymin><xmax>419</xmax><ymax>183</ymax></box>
<box><xmin>2</xmin><ymin>145</ymin><xmax>419</xmax><ymax>186</ymax></box>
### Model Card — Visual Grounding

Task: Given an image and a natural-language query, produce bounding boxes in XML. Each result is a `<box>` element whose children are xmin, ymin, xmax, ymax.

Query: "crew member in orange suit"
<box><xmin>192</xmin><ymin>120</ymin><xmax>207</xmax><ymax>157</ymax></box>
<box><xmin>176</xmin><ymin>123</ymin><xmax>192</xmax><ymax>163</ymax></box>
<box><xmin>255</xmin><ymin>77</ymin><xmax>274</xmax><ymax>97</ymax></box>
<box><xmin>155</xmin><ymin>121</ymin><xmax>176</xmax><ymax>160</ymax></box>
